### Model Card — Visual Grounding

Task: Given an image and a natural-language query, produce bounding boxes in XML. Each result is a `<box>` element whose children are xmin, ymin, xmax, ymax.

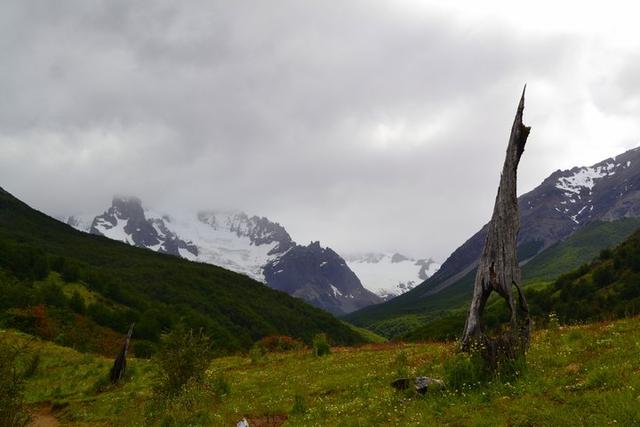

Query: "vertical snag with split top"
<box><xmin>461</xmin><ymin>87</ymin><xmax>532</xmax><ymax>367</ymax></box>
<box><xmin>110</xmin><ymin>323</ymin><xmax>135</xmax><ymax>384</ymax></box>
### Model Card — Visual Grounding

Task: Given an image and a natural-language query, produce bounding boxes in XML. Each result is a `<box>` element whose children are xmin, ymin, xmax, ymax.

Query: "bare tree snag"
<box><xmin>110</xmin><ymin>323</ymin><xmax>135</xmax><ymax>384</ymax></box>
<box><xmin>461</xmin><ymin>87</ymin><xmax>532</xmax><ymax>367</ymax></box>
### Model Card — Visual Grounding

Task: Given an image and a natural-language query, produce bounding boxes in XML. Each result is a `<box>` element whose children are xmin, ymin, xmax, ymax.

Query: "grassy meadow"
<box><xmin>5</xmin><ymin>316</ymin><xmax>640</xmax><ymax>426</ymax></box>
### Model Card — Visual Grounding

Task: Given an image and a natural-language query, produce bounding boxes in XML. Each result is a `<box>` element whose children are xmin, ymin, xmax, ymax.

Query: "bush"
<box><xmin>291</xmin><ymin>393</ymin><xmax>307</xmax><ymax>415</ymax></box>
<box><xmin>495</xmin><ymin>354</ymin><xmax>527</xmax><ymax>383</ymax></box>
<box><xmin>133</xmin><ymin>341</ymin><xmax>155</xmax><ymax>359</ymax></box>
<box><xmin>210</xmin><ymin>372</ymin><xmax>230</xmax><ymax>398</ymax></box>
<box><xmin>443</xmin><ymin>352</ymin><xmax>488</xmax><ymax>392</ymax></box>
<box><xmin>312</xmin><ymin>333</ymin><xmax>331</xmax><ymax>357</ymax></box>
<box><xmin>146</xmin><ymin>379</ymin><xmax>215</xmax><ymax>427</ymax></box>
<box><xmin>249</xmin><ymin>344</ymin><xmax>266</xmax><ymax>364</ymax></box>
<box><xmin>22</xmin><ymin>353</ymin><xmax>40</xmax><ymax>379</ymax></box>
<box><xmin>256</xmin><ymin>335</ymin><xmax>304</xmax><ymax>353</ymax></box>
<box><xmin>394</xmin><ymin>350</ymin><xmax>409</xmax><ymax>378</ymax></box>
<box><xmin>91</xmin><ymin>372</ymin><xmax>112</xmax><ymax>394</ymax></box>
<box><xmin>69</xmin><ymin>291</ymin><xmax>86</xmax><ymax>314</ymax></box>
<box><xmin>61</xmin><ymin>259</ymin><xmax>81</xmax><ymax>283</ymax></box>
<box><xmin>152</xmin><ymin>325</ymin><xmax>214</xmax><ymax>398</ymax></box>
<box><xmin>0</xmin><ymin>335</ymin><xmax>31</xmax><ymax>426</ymax></box>
<box><xmin>38</xmin><ymin>282</ymin><xmax>67</xmax><ymax>308</ymax></box>
<box><xmin>593</xmin><ymin>263</ymin><xmax>615</xmax><ymax>288</ymax></box>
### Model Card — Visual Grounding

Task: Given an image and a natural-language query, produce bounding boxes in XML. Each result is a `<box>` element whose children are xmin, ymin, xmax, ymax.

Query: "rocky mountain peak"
<box><xmin>111</xmin><ymin>196</ymin><xmax>145</xmax><ymax>220</ymax></box>
<box><xmin>421</xmin><ymin>145</ymin><xmax>640</xmax><ymax>298</ymax></box>
<box><xmin>197</xmin><ymin>210</ymin><xmax>294</xmax><ymax>254</ymax></box>
<box><xmin>66</xmin><ymin>197</ymin><xmax>378</xmax><ymax>315</ymax></box>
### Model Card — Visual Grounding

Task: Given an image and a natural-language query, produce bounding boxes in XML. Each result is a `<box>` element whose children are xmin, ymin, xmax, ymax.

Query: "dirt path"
<box><xmin>29</xmin><ymin>405</ymin><xmax>60</xmax><ymax>427</ymax></box>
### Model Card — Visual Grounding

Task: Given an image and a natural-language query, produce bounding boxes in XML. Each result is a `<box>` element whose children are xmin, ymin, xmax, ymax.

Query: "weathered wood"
<box><xmin>461</xmin><ymin>88</ymin><xmax>532</xmax><ymax>366</ymax></box>
<box><xmin>110</xmin><ymin>323</ymin><xmax>135</xmax><ymax>384</ymax></box>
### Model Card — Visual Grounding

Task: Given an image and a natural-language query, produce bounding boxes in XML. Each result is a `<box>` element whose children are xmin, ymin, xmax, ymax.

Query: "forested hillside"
<box><xmin>0</xmin><ymin>187</ymin><xmax>363</xmax><ymax>356</ymax></box>
<box><xmin>346</xmin><ymin>218</ymin><xmax>640</xmax><ymax>338</ymax></box>
<box><xmin>404</xmin><ymin>225</ymin><xmax>640</xmax><ymax>342</ymax></box>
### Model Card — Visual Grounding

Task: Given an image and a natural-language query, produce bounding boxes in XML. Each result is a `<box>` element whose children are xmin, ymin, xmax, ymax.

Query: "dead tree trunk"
<box><xmin>110</xmin><ymin>323</ymin><xmax>134</xmax><ymax>384</ymax></box>
<box><xmin>461</xmin><ymin>88</ymin><xmax>532</xmax><ymax>368</ymax></box>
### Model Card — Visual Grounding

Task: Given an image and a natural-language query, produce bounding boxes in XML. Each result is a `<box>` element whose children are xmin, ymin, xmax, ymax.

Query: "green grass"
<box><xmin>342</xmin><ymin>322</ymin><xmax>388</xmax><ymax>344</ymax></box>
<box><xmin>7</xmin><ymin>315</ymin><xmax>640</xmax><ymax>426</ymax></box>
<box><xmin>522</xmin><ymin>218</ymin><xmax>640</xmax><ymax>281</ymax></box>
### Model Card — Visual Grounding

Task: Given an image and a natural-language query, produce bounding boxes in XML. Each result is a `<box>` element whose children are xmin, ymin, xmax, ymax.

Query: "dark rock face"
<box><xmin>90</xmin><ymin>197</ymin><xmax>198</xmax><ymax>257</ymax></box>
<box><xmin>421</xmin><ymin>146</ymin><xmax>640</xmax><ymax>296</ymax></box>
<box><xmin>264</xmin><ymin>242</ymin><xmax>382</xmax><ymax>315</ymax></box>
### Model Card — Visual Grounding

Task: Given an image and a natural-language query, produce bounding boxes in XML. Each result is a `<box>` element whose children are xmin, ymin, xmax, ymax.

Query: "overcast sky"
<box><xmin>2</xmin><ymin>0</ymin><xmax>640</xmax><ymax>261</ymax></box>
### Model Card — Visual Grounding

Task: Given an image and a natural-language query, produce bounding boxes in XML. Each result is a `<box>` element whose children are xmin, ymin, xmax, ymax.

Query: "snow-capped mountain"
<box><xmin>414</xmin><ymin>145</ymin><xmax>640</xmax><ymax>297</ymax></box>
<box><xmin>66</xmin><ymin>197</ymin><xmax>381</xmax><ymax>315</ymax></box>
<box><xmin>346</xmin><ymin>146</ymin><xmax>640</xmax><ymax>329</ymax></box>
<box><xmin>345</xmin><ymin>253</ymin><xmax>440</xmax><ymax>299</ymax></box>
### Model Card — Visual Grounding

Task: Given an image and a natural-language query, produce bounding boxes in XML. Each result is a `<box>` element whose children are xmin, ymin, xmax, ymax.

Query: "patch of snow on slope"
<box><xmin>156</xmin><ymin>211</ymin><xmax>279</xmax><ymax>282</ymax></box>
<box><xmin>345</xmin><ymin>253</ymin><xmax>440</xmax><ymax>299</ymax></box>
<box><xmin>65</xmin><ymin>214</ymin><xmax>95</xmax><ymax>232</ymax></box>
<box><xmin>555</xmin><ymin>165</ymin><xmax>610</xmax><ymax>195</ymax></box>
<box><xmin>94</xmin><ymin>216</ymin><xmax>131</xmax><ymax>244</ymax></box>
<box><xmin>329</xmin><ymin>284</ymin><xmax>342</xmax><ymax>297</ymax></box>
<box><xmin>554</xmin><ymin>163</ymin><xmax>620</xmax><ymax>225</ymax></box>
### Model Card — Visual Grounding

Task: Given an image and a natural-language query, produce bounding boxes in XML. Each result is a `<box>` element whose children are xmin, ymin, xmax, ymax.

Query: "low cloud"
<box><xmin>2</xmin><ymin>1</ymin><xmax>640</xmax><ymax>260</ymax></box>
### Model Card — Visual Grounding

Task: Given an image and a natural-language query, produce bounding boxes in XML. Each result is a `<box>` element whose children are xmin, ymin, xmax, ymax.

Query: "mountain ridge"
<box><xmin>0</xmin><ymin>185</ymin><xmax>364</xmax><ymax>351</ymax></box>
<box><xmin>66</xmin><ymin>197</ymin><xmax>382</xmax><ymax>315</ymax></box>
<box><xmin>347</xmin><ymin>146</ymin><xmax>640</xmax><ymax>332</ymax></box>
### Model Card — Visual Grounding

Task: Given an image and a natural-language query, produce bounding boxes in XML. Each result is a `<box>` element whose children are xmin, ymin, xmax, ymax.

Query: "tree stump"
<box><xmin>461</xmin><ymin>88</ymin><xmax>532</xmax><ymax>368</ymax></box>
<box><xmin>110</xmin><ymin>323</ymin><xmax>135</xmax><ymax>384</ymax></box>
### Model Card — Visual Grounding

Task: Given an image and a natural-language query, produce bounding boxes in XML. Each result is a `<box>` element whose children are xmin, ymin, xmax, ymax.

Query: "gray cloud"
<box><xmin>2</xmin><ymin>1</ymin><xmax>640</xmax><ymax>260</ymax></box>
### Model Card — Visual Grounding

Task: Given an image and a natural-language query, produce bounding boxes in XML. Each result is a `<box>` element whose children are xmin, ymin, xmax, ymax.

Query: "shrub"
<box><xmin>548</xmin><ymin>312</ymin><xmax>560</xmax><ymax>331</ymax></box>
<box><xmin>599</xmin><ymin>248</ymin><xmax>613</xmax><ymax>260</ymax></box>
<box><xmin>443</xmin><ymin>351</ymin><xmax>488</xmax><ymax>392</ymax></box>
<box><xmin>312</xmin><ymin>333</ymin><xmax>331</xmax><ymax>357</ymax></box>
<box><xmin>91</xmin><ymin>372</ymin><xmax>112</xmax><ymax>394</ymax></box>
<box><xmin>249</xmin><ymin>344</ymin><xmax>266</xmax><ymax>364</ymax></box>
<box><xmin>133</xmin><ymin>341</ymin><xmax>155</xmax><ymax>359</ymax></box>
<box><xmin>38</xmin><ymin>282</ymin><xmax>67</xmax><ymax>308</ymax></box>
<box><xmin>22</xmin><ymin>353</ymin><xmax>40</xmax><ymax>379</ymax></box>
<box><xmin>291</xmin><ymin>393</ymin><xmax>307</xmax><ymax>415</ymax></box>
<box><xmin>60</xmin><ymin>259</ymin><xmax>81</xmax><ymax>283</ymax></box>
<box><xmin>495</xmin><ymin>354</ymin><xmax>527</xmax><ymax>383</ymax></box>
<box><xmin>69</xmin><ymin>291</ymin><xmax>86</xmax><ymax>314</ymax></box>
<box><xmin>593</xmin><ymin>263</ymin><xmax>615</xmax><ymax>288</ymax></box>
<box><xmin>394</xmin><ymin>350</ymin><xmax>409</xmax><ymax>378</ymax></box>
<box><xmin>146</xmin><ymin>379</ymin><xmax>215</xmax><ymax>427</ymax></box>
<box><xmin>257</xmin><ymin>335</ymin><xmax>304</xmax><ymax>353</ymax></box>
<box><xmin>152</xmin><ymin>325</ymin><xmax>214</xmax><ymax>398</ymax></box>
<box><xmin>210</xmin><ymin>372</ymin><xmax>230</xmax><ymax>398</ymax></box>
<box><xmin>0</xmin><ymin>335</ymin><xmax>31</xmax><ymax>427</ymax></box>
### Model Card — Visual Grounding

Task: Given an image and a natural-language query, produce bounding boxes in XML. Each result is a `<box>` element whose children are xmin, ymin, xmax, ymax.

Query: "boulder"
<box><xmin>415</xmin><ymin>376</ymin><xmax>445</xmax><ymax>394</ymax></box>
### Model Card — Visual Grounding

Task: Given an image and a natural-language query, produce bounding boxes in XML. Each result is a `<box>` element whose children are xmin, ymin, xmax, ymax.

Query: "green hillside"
<box><xmin>404</xmin><ymin>224</ymin><xmax>640</xmax><ymax>342</ymax></box>
<box><xmin>347</xmin><ymin>219</ymin><xmax>640</xmax><ymax>338</ymax></box>
<box><xmin>0</xmin><ymin>187</ymin><xmax>363</xmax><ymax>354</ymax></box>
<box><xmin>4</xmin><ymin>315</ymin><xmax>640</xmax><ymax>425</ymax></box>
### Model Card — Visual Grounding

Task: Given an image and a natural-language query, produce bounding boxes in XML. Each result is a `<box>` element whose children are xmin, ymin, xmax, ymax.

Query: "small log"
<box><xmin>461</xmin><ymin>87</ymin><xmax>532</xmax><ymax>367</ymax></box>
<box><xmin>110</xmin><ymin>323</ymin><xmax>135</xmax><ymax>384</ymax></box>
